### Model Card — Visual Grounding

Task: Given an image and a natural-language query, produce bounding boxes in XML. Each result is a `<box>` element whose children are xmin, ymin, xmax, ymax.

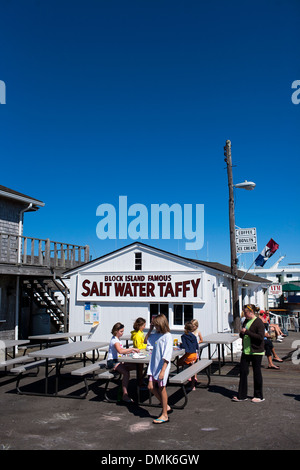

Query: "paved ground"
<box><xmin>0</xmin><ymin>332</ymin><xmax>299</xmax><ymax>451</ymax></box>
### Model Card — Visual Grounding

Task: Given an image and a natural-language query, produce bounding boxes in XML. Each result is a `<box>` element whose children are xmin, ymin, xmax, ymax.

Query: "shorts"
<box><xmin>106</xmin><ymin>359</ymin><xmax>119</xmax><ymax>370</ymax></box>
<box><xmin>183</xmin><ymin>352</ymin><xmax>197</xmax><ymax>365</ymax></box>
<box><xmin>148</xmin><ymin>375</ymin><xmax>164</xmax><ymax>388</ymax></box>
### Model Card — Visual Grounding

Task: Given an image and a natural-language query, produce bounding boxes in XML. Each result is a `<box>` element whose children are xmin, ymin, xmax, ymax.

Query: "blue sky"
<box><xmin>0</xmin><ymin>0</ymin><xmax>299</xmax><ymax>269</ymax></box>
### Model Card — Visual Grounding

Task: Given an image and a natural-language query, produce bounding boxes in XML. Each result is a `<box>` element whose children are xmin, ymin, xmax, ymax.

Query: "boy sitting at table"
<box><xmin>178</xmin><ymin>321</ymin><xmax>199</xmax><ymax>391</ymax></box>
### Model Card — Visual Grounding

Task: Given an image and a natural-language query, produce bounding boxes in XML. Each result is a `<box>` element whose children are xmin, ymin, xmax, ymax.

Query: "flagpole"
<box><xmin>239</xmin><ymin>259</ymin><xmax>257</xmax><ymax>282</ymax></box>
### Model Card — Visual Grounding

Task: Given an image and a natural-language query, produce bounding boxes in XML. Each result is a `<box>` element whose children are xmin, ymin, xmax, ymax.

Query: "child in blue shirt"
<box><xmin>179</xmin><ymin>321</ymin><xmax>199</xmax><ymax>390</ymax></box>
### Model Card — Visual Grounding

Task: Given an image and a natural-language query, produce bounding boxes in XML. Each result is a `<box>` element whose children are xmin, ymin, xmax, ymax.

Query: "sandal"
<box><xmin>231</xmin><ymin>396</ymin><xmax>248</xmax><ymax>402</ymax></box>
<box><xmin>153</xmin><ymin>417</ymin><xmax>169</xmax><ymax>424</ymax></box>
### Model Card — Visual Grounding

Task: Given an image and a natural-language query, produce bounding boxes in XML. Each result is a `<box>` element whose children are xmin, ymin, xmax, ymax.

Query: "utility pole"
<box><xmin>224</xmin><ymin>140</ymin><xmax>240</xmax><ymax>332</ymax></box>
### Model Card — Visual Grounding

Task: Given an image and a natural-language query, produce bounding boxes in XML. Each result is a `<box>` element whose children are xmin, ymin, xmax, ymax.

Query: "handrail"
<box><xmin>0</xmin><ymin>232</ymin><xmax>89</xmax><ymax>268</ymax></box>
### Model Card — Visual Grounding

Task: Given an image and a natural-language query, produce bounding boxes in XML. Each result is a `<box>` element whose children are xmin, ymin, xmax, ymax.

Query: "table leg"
<box><xmin>217</xmin><ymin>344</ymin><xmax>221</xmax><ymax>375</ymax></box>
<box><xmin>136</xmin><ymin>364</ymin><xmax>141</xmax><ymax>404</ymax></box>
<box><xmin>45</xmin><ymin>358</ymin><xmax>49</xmax><ymax>394</ymax></box>
<box><xmin>55</xmin><ymin>359</ymin><xmax>59</xmax><ymax>396</ymax></box>
<box><xmin>222</xmin><ymin>344</ymin><xmax>225</xmax><ymax>365</ymax></box>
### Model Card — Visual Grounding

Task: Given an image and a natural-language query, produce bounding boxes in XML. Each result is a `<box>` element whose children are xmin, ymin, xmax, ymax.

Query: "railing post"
<box><xmin>45</xmin><ymin>239</ymin><xmax>50</xmax><ymax>267</ymax></box>
<box><xmin>38</xmin><ymin>239</ymin><xmax>43</xmax><ymax>265</ymax></box>
<box><xmin>84</xmin><ymin>245</ymin><xmax>90</xmax><ymax>263</ymax></box>
<box><xmin>23</xmin><ymin>237</ymin><xmax>27</xmax><ymax>264</ymax></box>
<box><xmin>30</xmin><ymin>238</ymin><xmax>35</xmax><ymax>265</ymax></box>
<box><xmin>54</xmin><ymin>242</ymin><xmax>58</xmax><ymax>267</ymax></box>
<box><xmin>60</xmin><ymin>244</ymin><xmax>65</xmax><ymax>267</ymax></box>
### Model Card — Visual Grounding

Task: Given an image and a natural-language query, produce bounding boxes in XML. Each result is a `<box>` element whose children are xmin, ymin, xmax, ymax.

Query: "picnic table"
<box><xmin>13</xmin><ymin>341</ymin><xmax>109</xmax><ymax>398</ymax></box>
<box><xmin>115</xmin><ymin>348</ymin><xmax>183</xmax><ymax>406</ymax></box>
<box><xmin>101</xmin><ymin>348</ymin><xmax>211</xmax><ymax>409</ymax></box>
<box><xmin>120</xmin><ymin>335</ymin><xmax>133</xmax><ymax>348</ymax></box>
<box><xmin>28</xmin><ymin>331</ymin><xmax>90</xmax><ymax>349</ymax></box>
<box><xmin>202</xmin><ymin>333</ymin><xmax>240</xmax><ymax>375</ymax></box>
<box><xmin>0</xmin><ymin>339</ymin><xmax>30</xmax><ymax>371</ymax></box>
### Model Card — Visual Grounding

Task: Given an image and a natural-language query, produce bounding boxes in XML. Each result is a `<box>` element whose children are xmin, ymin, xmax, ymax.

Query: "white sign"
<box><xmin>84</xmin><ymin>302</ymin><xmax>100</xmax><ymax>324</ymax></box>
<box><xmin>269</xmin><ymin>284</ymin><xmax>282</xmax><ymax>296</ymax></box>
<box><xmin>77</xmin><ymin>272</ymin><xmax>204</xmax><ymax>303</ymax></box>
<box><xmin>235</xmin><ymin>227</ymin><xmax>257</xmax><ymax>253</ymax></box>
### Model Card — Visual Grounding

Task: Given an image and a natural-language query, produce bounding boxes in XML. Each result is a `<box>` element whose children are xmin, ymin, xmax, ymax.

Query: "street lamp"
<box><xmin>234</xmin><ymin>181</ymin><xmax>256</xmax><ymax>191</ymax></box>
<box><xmin>224</xmin><ymin>140</ymin><xmax>256</xmax><ymax>332</ymax></box>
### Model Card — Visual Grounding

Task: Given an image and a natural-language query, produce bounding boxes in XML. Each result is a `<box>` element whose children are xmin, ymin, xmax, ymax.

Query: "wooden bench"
<box><xmin>168</xmin><ymin>359</ymin><xmax>212</xmax><ymax>409</ymax></box>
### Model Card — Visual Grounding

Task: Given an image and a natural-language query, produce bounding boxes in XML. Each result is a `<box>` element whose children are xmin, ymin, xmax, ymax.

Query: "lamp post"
<box><xmin>224</xmin><ymin>140</ymin><xmax>255</xmax><ymax>332</ymax></box>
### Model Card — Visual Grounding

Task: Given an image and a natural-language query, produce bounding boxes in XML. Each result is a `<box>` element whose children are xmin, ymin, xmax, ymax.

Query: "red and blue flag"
<box><xmin>255</xmin><ymin>238</ymin><xmax>279</xmax><ymax>267</ymax></box>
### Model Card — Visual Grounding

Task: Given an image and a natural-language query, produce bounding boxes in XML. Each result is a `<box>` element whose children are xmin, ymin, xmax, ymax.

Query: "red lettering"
<box><xmin>164</xmin><ymin>282</ymin><xmax>174</xmax><ymax>297</ymax></box>
<box><xmin>124</xmin><ymin>283</ymin><xmax>133</xmax><ymax>296</ymax></box>
<box><xmin>139</xmin><ymin>283</ymin><xmax>146</xmax><ymax>296</ymax></box>
<box><xmin>105</xmin><ymin>283</ymin><xmax>111</xmax><ymax>296</ymax></box>
<box><xmin>147</xmin><ymin>283</ymin><xmax>155</xmax><ymax>297</ymax></box>
<box><xmin>175</xmin><ymin>282</ymin><xmax>182</xmax><ymax>297</ymax></box>
<box><xmin>81</xmin><ymin>279</ymin><xmax>91</xmax><ymax>297</ymax></box>
<box><xmin>182</xmin><ymin>280</ymin><xmax>190</xmax><ymax>297</ymax></box>
<box><xmin>191</xmin><ymin>278</ymin><xmax>201</xmax><ymax>297</ymax></box>
<box><xmin>158</xmin><ymin>282</ymin><xmax>166</xmax><ymax>296</ymax></box>
<box><xmin>131</xmin><ymin>283</ymin><xmax>139</xmax><ymax>296</ymax></box>
<box><xmin>115</xmin><ymin>283</ymin><xmax>125</xmax><ymax>296</ymax></box>
<box><xmin>90</xmin><ymin>281</ymin><xmax>100</xmax><ymax>296</ymax></box>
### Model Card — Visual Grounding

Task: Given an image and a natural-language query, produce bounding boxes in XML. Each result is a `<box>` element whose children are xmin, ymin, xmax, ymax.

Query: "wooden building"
<box><xmin>0</xmin><ymin>185</ymin><xmax>89</xmax><ymax>340</ymax></box>
<box><xmin>64</xmin><ymin>242</ymin><xmax>270</xmax><ymax>352</ymax></box>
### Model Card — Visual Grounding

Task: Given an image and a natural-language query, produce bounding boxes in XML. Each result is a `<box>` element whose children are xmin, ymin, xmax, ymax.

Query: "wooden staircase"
<box><xmin>23</xmin><ymin>278</ymin><xmax>69</xmax><ymax>331</ymax></box>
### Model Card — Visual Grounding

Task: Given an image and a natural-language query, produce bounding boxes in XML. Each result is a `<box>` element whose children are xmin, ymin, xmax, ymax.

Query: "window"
<box><xmin>150</xmin><ymin>303</ymin><xmax>193</xmax><ymax>328</ymax></box>
<box><xmin>150</xmin><ymin>304</ymin><xmax>169</xmax><ymax>322</ymax></box>
<box><xmin>286</xmin><ymin>274</ymin><xmax>293</xmax><ymax>278</ymax></box>
<box><xmin>173</xmin><ymin>304</ymin><xmax>193</xmax><ymax>326</ymax></box>
<box><xmin>135</xmin><ymin>252</ymin><xmax>142</xmax><ymax>270</ymax></box>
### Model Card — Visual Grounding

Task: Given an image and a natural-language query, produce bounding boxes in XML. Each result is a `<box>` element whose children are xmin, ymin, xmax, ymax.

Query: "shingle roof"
<box><xmin>0</xmin><ymin>185</ymin><xmax>44</xmax><ymax>208</ymax></box>
<box><xmin>64</xmin><ymin>241</ymin><xmax>270</xmax><ymax>284</ymax></box>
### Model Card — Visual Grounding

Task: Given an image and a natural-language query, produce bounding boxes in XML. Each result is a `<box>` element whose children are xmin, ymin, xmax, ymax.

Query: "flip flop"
<box><xmin>251</xmin><ymin>398</ymin><xmax>265</xmax><ymax>403</ymax></box>
<box><xmin>273</xmin><ymin>358</ymin><xmax>283</xmax><ymax>362</ymax></box>
<box><xmin>122</xmin><ymin>397</ymin><xmax>134</xmax><ymax>403</ymax></box>
<box><xmin>153</xmin><ymin>418</ymin><xmax>169</xmax><ymax>424</ymax></box>
<box><xmin>231</xmin><ymin>396</ymin><xmax>248</xmax><ymax>402</ymax></box>
<box><xmin>267</xmin><ymin>366</ymin><xmax>280</xmax><ymax>369</ymax></box>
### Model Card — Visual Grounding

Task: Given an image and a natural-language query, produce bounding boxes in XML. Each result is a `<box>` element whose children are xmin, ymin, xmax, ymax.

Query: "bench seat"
<box><xmin>71</xmin><ymin>360</ymin><xmax>107</xmax><ymax>376</ymax></box>
<box><xmin>169</xmin><ymin>359</ymin><xmax>212</xmax><ymax>385</ymax></box>
<box><xmin>0</xmin><ymin>355</ymin><xmax>32</xmax><ymax>369</ymax></box>
<box><xmin>10</xmin><ymin>358</ymin><xmax>56</xmax><ymax>375</ymax></box>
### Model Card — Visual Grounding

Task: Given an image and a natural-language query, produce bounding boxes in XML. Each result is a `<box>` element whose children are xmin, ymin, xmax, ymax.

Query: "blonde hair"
<box><xmin>152</xmin><ymin>314</ymin><xmax>170</xmax><ymax>334</ymax></box>
<box><xmin>191</xmin><ymin>318</ymin><xmax>199</xmax><ymax>331</ymax></box>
